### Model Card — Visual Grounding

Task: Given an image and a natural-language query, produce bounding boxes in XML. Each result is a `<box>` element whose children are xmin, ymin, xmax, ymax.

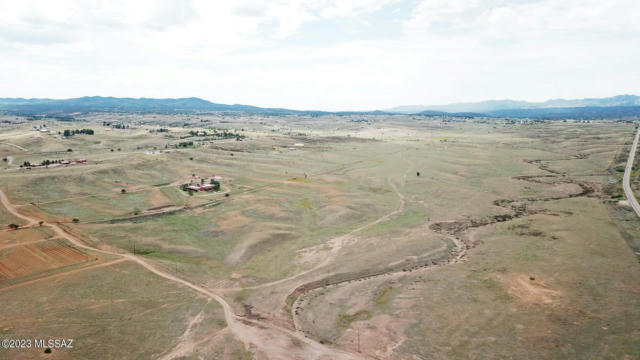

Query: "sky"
<box><xmin>0</xmin><ymin>0</ymin><xmax>639</xmax><ymax>111</ymax></box>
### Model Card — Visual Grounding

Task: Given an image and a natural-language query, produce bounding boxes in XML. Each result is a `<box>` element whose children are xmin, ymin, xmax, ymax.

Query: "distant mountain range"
<box><xmin>0</xmin><ymin>96</ymin><xmax>273</xmax><ymax>114</ymax></box>
<box><xmin>0</xmin><ymin>95</ymin><xmax>639</xmax><ymax>119</ymax></box>
<box><xmin>386</xmin><ymin>95</ymin><xmax>640</xmax><ymax>114</ymax></box>
<box><xmin>0</xmin><ymin>96</ymin><xmax>386</xmax><ymax>117</ymax></box>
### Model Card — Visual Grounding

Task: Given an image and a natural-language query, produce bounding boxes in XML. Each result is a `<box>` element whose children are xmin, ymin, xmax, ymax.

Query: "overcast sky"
<box><xmin>0</xmin><ymin>0</ymin><xmax>639</xmax><ymax>110</ymax></box>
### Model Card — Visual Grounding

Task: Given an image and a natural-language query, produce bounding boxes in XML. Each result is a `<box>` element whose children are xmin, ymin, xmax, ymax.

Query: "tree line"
<box><xmin>63</xmin><ymin>129</ymin><xmax>94</xmax><ymax>136</ymax></box>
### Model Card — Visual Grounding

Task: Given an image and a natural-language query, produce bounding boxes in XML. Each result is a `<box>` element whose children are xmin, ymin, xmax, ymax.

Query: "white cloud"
<box><xmin>0</xmin><ymin>0</ymin><xmax>638</xmax><ymax>109</ymax></box>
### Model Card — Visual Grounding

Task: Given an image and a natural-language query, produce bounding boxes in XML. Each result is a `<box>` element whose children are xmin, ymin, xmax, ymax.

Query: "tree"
<box><xmin>121</xmin><ymin>189</ymin><xmax>126</xmax><ymax>193</ymax></box>
<box><xmin>67</xmin><ymin>148</ymin><xmax>73</xmax><ymax>152</ymax></box>
<box><xmin>8</xmin><ymin>223</ymin><xmax>19</xmax><ymax>230</ymax></box>
<box><xmin>39</xmin><ymin>221</ymin><xmax>43</xmax><ymax>226</ymax></box>
<box><xmin>210</xmin><ymin>179</ymin><xmax>221</xmax><ymax>191</ymax></box>
<box><xmin>63</xmin><ymin>129</ymin><xmax>71</xmax><ymax>137</ymax></box>
<box><xmin>417</xmin><ymin>171</ymin><xmax>420</xmax><ymax>177</ymax></box>
<box><xmin>72</xmin><ymin>218</ymin><xmax>79</xmax><ymax>223</ymax></box>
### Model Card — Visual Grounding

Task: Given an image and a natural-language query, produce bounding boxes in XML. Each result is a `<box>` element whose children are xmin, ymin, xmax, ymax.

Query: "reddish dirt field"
<box><xmin>0</xmin><ymin>239</ymin><xmax>90</xmax><ymax>280</ymax></box>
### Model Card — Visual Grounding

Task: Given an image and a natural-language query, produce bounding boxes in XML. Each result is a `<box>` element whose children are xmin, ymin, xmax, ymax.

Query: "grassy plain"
<box><xmin>0</xmin><ymin>113</ymin><xmax>638</xmax><ymax>359</ymax></box>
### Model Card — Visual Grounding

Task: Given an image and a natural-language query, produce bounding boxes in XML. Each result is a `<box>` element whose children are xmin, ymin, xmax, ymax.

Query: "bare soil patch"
<box><xmin>0</xmin><ymin>238</ymin><xmax>90</xmax><ymax>280</ymax></box>
<box><xmin>495</xmin><ymin>273</ymin><xmax>562</xmax><ymax>305</ymax></box>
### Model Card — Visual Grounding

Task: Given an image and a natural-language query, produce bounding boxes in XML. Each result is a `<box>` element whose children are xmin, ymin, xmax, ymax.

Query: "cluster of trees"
<box><xmin>187</xmin><ymin>129</ymin><xmax>245</xmax><ymax>140</ymax></box>
<box><xmin>63</xmin><ymin>128</ymin><xmax>94</xmax><ymax>137</ymax></box>
<box><xmin>175</xmin><ymin>141</ymin><xmax>194</xmax><ymax>148</ymax></box>
<box><xmin>20</xmin><ymin>159</ymin><xmax>72</xmax><ymax>167</ymax></box>
<box><xmin>188</xmin><ymin>130</ymin><xmax>205</xmax><ymax>136</ymax></box>
<box><xmin>40</xmin><ymin>159</ymin><xmax>63</xmax><ymax>166</ymax></box>
<box><xmin>209</xmin><ymin>178</ymin><xmax>221</xmax><ymax>190</ymax></box>
<box><xmin>113</xmin><ymin>123</ymin><xmax>129</xmax><ymax>129</ymax></box>
<box><xmin>102</xmin><ymin>122</ymin><xmax>130</xmax><ymax>129</ymax></box>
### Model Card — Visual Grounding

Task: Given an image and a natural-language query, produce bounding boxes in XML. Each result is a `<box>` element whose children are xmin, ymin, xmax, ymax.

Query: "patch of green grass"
<box><xmin>144</xmin><ymin>251</ymin><xmax>198</xmax><ymax>264</ymax></box>
<box><xmin>135</xmin><ymin>248</ymin><xmax>155</xmax><ymax>255</ymax></box>
<box><xmin>299</xmin><ymin>197</ymin><xmax>312</xmax><ymax>210</ymax></box>
<box><xmin>374</xmin><ymin>286</ymin><xmax>395</xmax><ymax>307</ymax></box>
<box><xmin>337</xmin><ymin>309</ymin><xmax>372</xmax><ymax>327</ymax></box>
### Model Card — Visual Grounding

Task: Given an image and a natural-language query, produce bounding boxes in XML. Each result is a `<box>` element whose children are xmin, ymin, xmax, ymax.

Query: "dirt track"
<box><xmin>0</xmin><ymin>189</ymin><xmax>366</xmax><ymax>360</ymax></box>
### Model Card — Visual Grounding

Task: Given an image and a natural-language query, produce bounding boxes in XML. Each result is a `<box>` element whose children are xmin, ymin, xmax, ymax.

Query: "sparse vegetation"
<box><xmin>0</xmin><ymin>114</ymin><xmax>638</xmax><ymax>360</ymax></box>
<box><xmin>337</xmin><ymin>310</ymin><xmax>372</xmax><ymax>327</ymax></box>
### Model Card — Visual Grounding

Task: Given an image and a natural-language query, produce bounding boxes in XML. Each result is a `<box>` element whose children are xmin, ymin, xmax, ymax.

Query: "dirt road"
<box><xmin>0</xmin><ymin>142</ymin><xmax>27</xmax><ymax>151</ymax></box>
<box><xmin>0</xmin><ymin>190</ymin><xmax>365</xmax><ymax>360</ymax></box>
<box><xmin>623</xmin><ymin>127</ymin><xmax>640</xmax><ymax>218</ymax></box>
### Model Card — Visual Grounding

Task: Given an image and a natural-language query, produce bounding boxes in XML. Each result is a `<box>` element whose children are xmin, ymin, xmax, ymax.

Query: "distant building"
<box><xmin>60</xmin><ymin>160</ymin><xmax>70</xmax><ymax>165</ymax></box>
<box><xmin>186</xmin><ymin>185</ymin><xmax>201</xmax><ymax>192</ymax></box>
<box><xmin>76</xmin><ymin>159</ymin><xmax>87</xmax><ymax>163</ymax></box>
<box><xmin>200</xmin><ymin>184</ymin><xmax>215</xmax><ymax>191</ymax></box>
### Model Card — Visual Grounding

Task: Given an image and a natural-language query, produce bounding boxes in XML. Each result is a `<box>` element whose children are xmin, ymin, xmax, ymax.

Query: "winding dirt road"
<box><xmin>0</xmin><ymin>190</ymin><xmax>365</xmax><ymax>360</ymax></box>
<box><xmin>623</xmin><ymin>127</ymin><xmax>640</xmax><ymax>218</ymax></box>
